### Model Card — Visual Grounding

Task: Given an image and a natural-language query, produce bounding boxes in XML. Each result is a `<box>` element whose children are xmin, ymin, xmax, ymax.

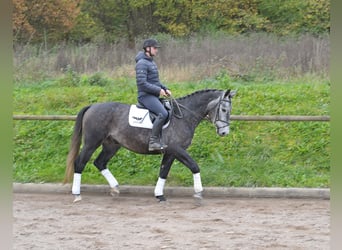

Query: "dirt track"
<box><xmin>13</xmin><ymin>193</ymin><xmax>329</xmax><ymax>250</ymax></box>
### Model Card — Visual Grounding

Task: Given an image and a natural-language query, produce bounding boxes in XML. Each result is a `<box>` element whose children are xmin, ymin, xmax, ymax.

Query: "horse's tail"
<box><xmin>64</xmin><ymin>106</ymin><xmax>91</xmax><ymax>184</ymax></box>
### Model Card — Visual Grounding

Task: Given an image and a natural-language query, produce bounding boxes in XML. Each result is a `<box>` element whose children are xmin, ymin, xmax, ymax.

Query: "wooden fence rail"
<box><xmin>13</xmin><ymin>115</ymin><xmax>330</xmax><ymax>122</ymax></box>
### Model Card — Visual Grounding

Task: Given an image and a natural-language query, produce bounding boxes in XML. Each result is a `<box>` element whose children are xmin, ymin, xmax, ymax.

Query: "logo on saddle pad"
<box><xmin>128</xmin><ymin>105</ymin><xmax>170</xmax><ymax>129</ymax></box>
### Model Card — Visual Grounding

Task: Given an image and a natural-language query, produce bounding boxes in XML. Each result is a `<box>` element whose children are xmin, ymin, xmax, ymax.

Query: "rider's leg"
<box><xmin>138</xmin><ymin>95</ymin><xmax>169</xmax><ymax>151</ymax></box>
<box><xmin>149</xmin><ymin>113</ymin><xmax>167</xmax><ymax>151</ymax></box>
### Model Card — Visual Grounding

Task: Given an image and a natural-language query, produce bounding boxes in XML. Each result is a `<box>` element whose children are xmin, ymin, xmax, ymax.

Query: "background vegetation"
<box><xmin>13</xmin><ymin>0</ymin><xmax>330</xmax><ymax>187</ymax></box>
<box><xmin>14</xmin><ymin>33</ymin><xmax>329</xmax><ymax>84</ymax></box>
<box><xmin>13</xmin><ymin>0</ymin><xmax>329</xmax><ymax>44</ymax></box>
<box><xmin>13</xmin><ymin>72</ymin><xmax>330</xmax><ymax>187</ymax></box>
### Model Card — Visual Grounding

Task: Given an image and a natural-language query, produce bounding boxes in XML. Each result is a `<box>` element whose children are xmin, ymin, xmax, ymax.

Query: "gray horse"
<box><xmin>64</xmin><ymin>89</ymin><xmax>236</xmax><ymax>202</ymax></box>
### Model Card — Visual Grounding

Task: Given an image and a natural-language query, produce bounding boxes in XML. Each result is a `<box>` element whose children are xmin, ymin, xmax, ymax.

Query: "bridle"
<box><xmin>209</xmin><ymin>96</ymin><xmax>231</xmax><ymax>130</ymax></box>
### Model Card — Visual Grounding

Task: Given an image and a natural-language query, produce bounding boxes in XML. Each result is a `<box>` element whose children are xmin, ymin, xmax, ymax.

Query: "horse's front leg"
<box><xmin>155</xmin><ymin>153</ymin><xmax>175</xmax><ymax>202</ymax></box>
<box><xmin>172</xmin><ymin>147</ymin><xmax>203</xmax><ymax>200</ymax></box>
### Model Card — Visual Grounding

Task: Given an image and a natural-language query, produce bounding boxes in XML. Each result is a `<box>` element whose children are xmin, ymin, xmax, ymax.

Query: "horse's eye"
<box><xmin>221</xmin><ymin>108</ymin><xmax>227</xmax><ymax>112</ymax></box>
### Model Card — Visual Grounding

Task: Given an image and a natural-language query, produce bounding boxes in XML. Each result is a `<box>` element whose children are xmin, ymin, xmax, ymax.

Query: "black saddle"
<box><xmin>136</xmin><ymin>98</ymin><xmax>172</xmax><ymax>124</ymax></box>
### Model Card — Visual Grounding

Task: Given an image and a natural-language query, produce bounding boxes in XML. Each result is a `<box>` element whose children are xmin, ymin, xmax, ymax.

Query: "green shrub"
<box><xmin>87</xmin><ymin>72</ymin><xmax>112</xmax><ymax>86</ymax></box>
<box><xmin>56</xmin><ymin>65</ymin><xmax>81</xmax><ymax>87</ymax></box>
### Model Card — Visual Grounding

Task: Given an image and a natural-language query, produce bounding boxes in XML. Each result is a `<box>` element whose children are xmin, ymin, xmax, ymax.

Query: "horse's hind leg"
<box><xmin>94</xmin><ymin>137</ymin><xmax>121</xmax><ymax>196</ymax></box>
<box><xmin>72</xmin><ymin>142</ymin><xmax>101</xmax><ymax>202</ymax></box>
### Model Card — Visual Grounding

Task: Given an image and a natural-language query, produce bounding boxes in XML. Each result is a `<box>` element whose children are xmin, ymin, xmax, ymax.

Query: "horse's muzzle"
<box><xmin>217</xmin><ymin>126</ymin><xmax>230</xmax><ymax>136</ymax></box>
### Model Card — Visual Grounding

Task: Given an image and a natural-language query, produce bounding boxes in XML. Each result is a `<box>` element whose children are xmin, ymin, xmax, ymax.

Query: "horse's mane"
<box><xmin>177</xmin><ymin>89</ymin><xmax>221</xmax><ymax>101</ymax></box>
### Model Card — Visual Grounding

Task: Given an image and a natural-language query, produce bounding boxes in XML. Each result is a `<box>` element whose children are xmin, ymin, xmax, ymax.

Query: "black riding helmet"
<box><xmin>143</xmin><ymin>39</ymin><xmax>161</xmax><ymax>50</ymax></box>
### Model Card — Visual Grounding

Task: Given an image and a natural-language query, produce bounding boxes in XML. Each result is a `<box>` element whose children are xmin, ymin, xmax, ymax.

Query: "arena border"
<box><xmin>13</xmin><ymin>183</ymin><xmax>329</xmax><ymax>200</ymax></box>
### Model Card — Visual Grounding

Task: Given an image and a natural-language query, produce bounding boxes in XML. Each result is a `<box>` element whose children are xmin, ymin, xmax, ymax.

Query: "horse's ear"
<box><xmin>224</xmin><ymin>89</ymin><xmax>237</xmax><ymax>98</ymax></box>
<box><xmin>229</xmin><ymin>90</ymin><xmax>237</xmax><ymax>98</ymax></box>
<box><xmin>224</xmin><ymin>89</ymin><xmax>231</xmax><ymax>97</ymax></box>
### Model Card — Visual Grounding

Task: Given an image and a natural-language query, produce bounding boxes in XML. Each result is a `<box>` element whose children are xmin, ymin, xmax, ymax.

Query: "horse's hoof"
<box><xmin>110</xmin><ymin>186</ymin><xmax>120</xmax><ymax>197</ymax></box>
<box><xmin>193</xmin><ymin>191</ymin><xmax>203</xmax><ymax>199</ymax></box>
<box><xmin>156</xmin><ymin>195</ymin><xmax>167</xmax><ymax>202</ymax></box>
<box><xmin>73</xmin><ymin>195</ymin><xmax>82</xmax><ymax>203</ymax></box>
<box><xmin>193</xmin><ymin>192</ymin><xmax>203</xmax><ymax>206</ymax></box>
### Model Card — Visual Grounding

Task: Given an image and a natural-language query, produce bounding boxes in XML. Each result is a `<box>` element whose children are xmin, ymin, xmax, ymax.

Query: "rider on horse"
<box><xmin>135</xmin><ymin>38</ymin><xmax>172</xmax><ymax>151</ymax></box>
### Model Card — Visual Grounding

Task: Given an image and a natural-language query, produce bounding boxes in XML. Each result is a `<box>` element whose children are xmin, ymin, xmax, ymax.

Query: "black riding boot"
<box><xmin>149</xmin><ymin>114</ymin><xmax>168</xmax><ymax>151</ymax></box>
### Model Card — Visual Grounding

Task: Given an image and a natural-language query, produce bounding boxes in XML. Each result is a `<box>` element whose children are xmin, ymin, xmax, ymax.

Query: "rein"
<box><xmin>168</xmin><ymin>95</ymin><xmax>205</xmax><ymax>121</ymax></box>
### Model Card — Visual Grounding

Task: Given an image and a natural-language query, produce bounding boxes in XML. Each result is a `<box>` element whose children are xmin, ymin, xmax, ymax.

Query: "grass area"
<box><xmin>13</xmin><ymin>73</ymin><xmax>330</xmax><ymax>187</ymax></box>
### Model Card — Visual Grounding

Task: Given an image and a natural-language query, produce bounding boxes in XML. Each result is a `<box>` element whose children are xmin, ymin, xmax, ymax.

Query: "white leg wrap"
<box><xmin>72</xmin><ymin>173</ymin><xmax>81</xmax><ymax>195</ymax></box>
<box><xmin>101</xmin><ymin>169</ymin><xmax>119</xmax><ymax>188</ymax></box>
<box><xmin>154</xmin><ymin>177</ymin><xmax>166</xmax><ymax>196</ymax></box>
<box><xmin>193</xmin><ymin>173</ymin><xmax>203</xmax><ymax>193</ymax></box>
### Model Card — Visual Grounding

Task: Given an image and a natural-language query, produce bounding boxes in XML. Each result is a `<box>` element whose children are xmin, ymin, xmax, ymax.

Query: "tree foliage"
<box><xmin>13</xmin><ymin>0</ymin><xmax>81</xmax><ymax>43</ymax></box>
<box><xmin>13</xmin><ymin>0</ymin><xmax>330</xmax><ymax>44</ymax></box>
<box><xmin>301</xmin><ymin>0</ymin><xmax>330</xmax><ymax>34</ymax></box>
<box><xmin>258</xmin><ymin>0</ymin><xmax>330</xmax><ymax>35</ymax></box>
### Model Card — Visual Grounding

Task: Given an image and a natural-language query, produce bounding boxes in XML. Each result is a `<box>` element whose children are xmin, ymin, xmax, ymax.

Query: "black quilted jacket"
<box><xmin>135</xmin><ymin>51</ymin><xmax>168</xmax><ymax>98</ymax></box>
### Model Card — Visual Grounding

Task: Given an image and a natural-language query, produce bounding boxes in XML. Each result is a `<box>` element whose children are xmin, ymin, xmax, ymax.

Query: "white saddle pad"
<box><xmin>128</xmin><ymin>105</ymin><xmax>170</xmax><ymax>129</ymax></box>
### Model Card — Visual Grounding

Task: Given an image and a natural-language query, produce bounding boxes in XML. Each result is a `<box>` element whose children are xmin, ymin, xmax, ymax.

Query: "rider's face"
<box><xmin>150</xmin><ymin>46</ymin><xmax>158</xmax><ymax>56</ymax></box>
